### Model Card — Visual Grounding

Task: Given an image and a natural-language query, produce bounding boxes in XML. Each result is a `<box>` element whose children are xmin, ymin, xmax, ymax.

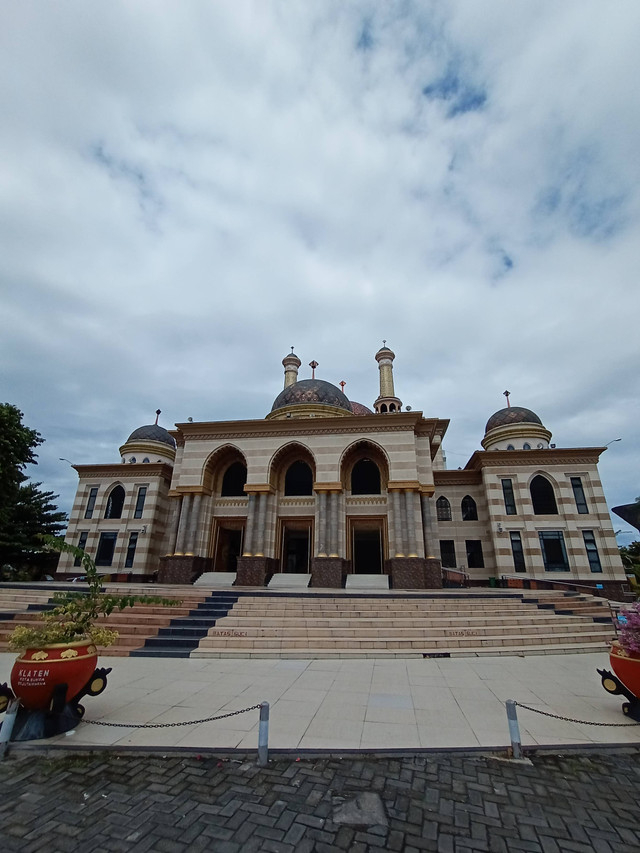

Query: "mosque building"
<box><xmin>58</xmin><ymin>346</ymin><xmax>627</xmax><ymax>597</ymax></box>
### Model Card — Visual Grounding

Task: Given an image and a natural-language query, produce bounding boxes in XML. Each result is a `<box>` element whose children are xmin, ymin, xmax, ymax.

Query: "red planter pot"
<box><xmin>11</xmin><ymin>640</ymin><xmax>98</xmax><ymax>711</ymax></box>
<box><xmin>609</xmin><ymin>641</ymin><xmax>640</xmax><ymax>699</ymax></box>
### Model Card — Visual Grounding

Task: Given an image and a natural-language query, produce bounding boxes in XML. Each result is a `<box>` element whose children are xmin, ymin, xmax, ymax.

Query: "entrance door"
<box><xmin>281</xmin><ymin>525</ymin><xmax>311</xmax><ymax>573</ymax></box>
<box><xmin>214</xmin><ymin>526</ymin><xmax>243</xmax><ymax>572</ymax></box>
<box><xmin>353</xmin><ymin>528</ymin><xmax>383</xmax><ymax>573</ymax></box>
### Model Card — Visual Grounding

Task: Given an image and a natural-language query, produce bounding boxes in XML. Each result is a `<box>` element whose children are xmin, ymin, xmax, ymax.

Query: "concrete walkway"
<box><xmin>2</xmin><ymin>651</ymin><xmax>638</xmax><ymax>752</ymax></box>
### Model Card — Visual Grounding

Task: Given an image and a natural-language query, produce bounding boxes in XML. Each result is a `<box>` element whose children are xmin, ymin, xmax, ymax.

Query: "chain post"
<box><xmin>257</xmin><ymin>702</ymin><xmax>269</xmax><ymax>767</ymax></box>
<box><xmin>0</xmin><ymin>699</ymin><xmax>20</xmax><ymax>760</ymax></box>
<box><xmin>505</xmin><ymin>699</ymin><xmax>522</xmax><ymax>759</ymax></box>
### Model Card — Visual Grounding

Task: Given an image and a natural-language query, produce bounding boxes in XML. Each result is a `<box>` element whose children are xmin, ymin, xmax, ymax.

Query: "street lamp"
<box><xmin>605</xmin><ymin>439</ymin><xmax>622</xmax><ymax>446</ymax></box>
<box><xmin>59</xmin><ymin>458</ymin><xmax>74</xmax><ymax>466</ymax></box>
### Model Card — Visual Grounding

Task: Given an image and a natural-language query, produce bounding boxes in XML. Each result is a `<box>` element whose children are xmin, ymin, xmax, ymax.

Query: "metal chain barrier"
<box><xmin>83</xmin><ymin>703</ymin><xmax>263</xmax><ymax>729</ymax></box>
<box><xmin>515</xmin><ymin>701</ymin><xmax>640</xmax><ymax>727</ymax></box>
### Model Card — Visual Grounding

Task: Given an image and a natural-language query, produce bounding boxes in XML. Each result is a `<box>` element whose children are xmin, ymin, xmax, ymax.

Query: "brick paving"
<box><xmin>1</xmin><ymin>747</ymin><xmax>639</xmax><ymax>852</ymax></box>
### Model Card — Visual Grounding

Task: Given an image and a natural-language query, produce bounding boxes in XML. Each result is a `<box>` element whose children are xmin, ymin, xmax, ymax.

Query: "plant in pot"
<box><xmin>6</xmin><ymin>536</ymin><xmax>180</xmax><ymax>714</ymax></box>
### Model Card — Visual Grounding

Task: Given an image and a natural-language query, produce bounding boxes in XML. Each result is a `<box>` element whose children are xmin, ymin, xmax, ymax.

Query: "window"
<box><xmin>221</xmin><ymin>462</ymin><xmax>247</xmax><ymax>496</ymax></box>
<box><xmin>125</xmin><ymin>532</ymin><xmax>138</xmax><ymax>568</ymax></box>
<box><xmin>582</xmin><ymin>530</ymin><xmax>602</xmax><ymax>573</ymax></box>
<box><xmin>523</xmin><ymin>443</ymin><xmax>531</xmax><ymax>450</ymax></box>
<box><xmin>501</xmin><ymin>479</ymin><xmax>517</xmax><ymax>515</ymax></box>
<box><xmin>510</xmin><ymin>532</ymin><xmax>526</xmax><ymax>572</ymax></box>
<box><xmin>284</xmin><ymin>461</ymin><xmax>313</xmax><ymax>496</ymax></box>
<box><xmin>571</xmin><ymin>477</ymin><xmax>589</xmax><ymax>514</ymax></box>
<box><xmin>461</xmin><ymin>495</ymin><xmax>478</xmax><ymax>521</ymax></box>
<box><xmin>351</xmin><ymin>459</ymin><xmax>381</xmax><ymax>495</ymax></box>
<box><xmin>142</xmin><ymin>457</ymin><xmax>150</xmax><ymax>463</ymax></box>
<box><xmin>436</xmin><ymin>496</ymin><xmax>452</xmax><ymax>521</ymax></box>
<box><xmin>439</xmin><ymin>540</ymin><xmax>456</xmax><ymax>568</ymax></box>
<box><xmin>134</xmin><ymin>486</ymin><xmax>147</xmax><ymax>519</ymax></box>
<box><xmin>539</xmin><ymin>531</ymin><xmax>569</xmax><ymax>571</ymax></box>
<box><xmin>74</xmin><ymin>531</ymin><xmax>89</xmax><ymax>567</ymax></box>
<box><xmin>506</xmin><ymin>444</ymin><xmax>515</xmax><ymax>450</ymax></box>
<box><xmin>105</xmin><ymin>485</ymin><xmax>125</xmax><ymax>519</ymax></box>
<box><xmin>84</xmin><ymin>487</ymin><xmax>98</xmax><ymax>519</ymax></box>
<box><xmin>530</xmin><ymin>475</ymin><xmax>558</xmax><ymax>515</ymax></box>
<box><xmin>465</xmin><ymin>540</ymin><xmax>484</xmax><ymax>568</ymax></box>
<box><xmin>96</xmin><ymin>532</ymin><xmax>117</xmax><ymax>567</ymax></box>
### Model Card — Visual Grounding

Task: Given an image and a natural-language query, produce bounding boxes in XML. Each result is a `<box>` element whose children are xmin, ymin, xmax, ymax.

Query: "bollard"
<box><xmin>0</xmin><ymin>699</ymin><xmax>20</xmax><ymax>761</ymax></box>
<box><xmin>505</xmin><ymin>699</ymin><xmax>522</xmax><ymax>759</ymax></box>
<box><xmin>257</xmin><ymin>701</ymin><xmax>269</xmax><ymax>766</ymax></box>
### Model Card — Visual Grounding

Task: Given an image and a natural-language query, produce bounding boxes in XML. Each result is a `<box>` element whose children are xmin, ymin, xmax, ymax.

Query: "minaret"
<box><xmin>374</xmin><ymin>343</ymin><xmax>403</xmax><ymax>413</ymax></box>
<box><xmin>282</xmin><ymin>348</ymin><xmax>302</xmax><ymax>388</ymax></box>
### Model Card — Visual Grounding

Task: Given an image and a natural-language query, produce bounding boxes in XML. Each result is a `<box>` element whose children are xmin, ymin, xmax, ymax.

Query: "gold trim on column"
<box><xmin>387</xmin><ymin>480</ymin><xmax>421</xmax><ymax>491</ymax></box>
<box><xmin>244</xmin><ymin>483</ymin><xmax>275</xmax><ymax>494</ymax></box>
<box><xmin>314</xmin><ymin>482</ymin><xmax>343</xmax><ymax>492</ymax></box>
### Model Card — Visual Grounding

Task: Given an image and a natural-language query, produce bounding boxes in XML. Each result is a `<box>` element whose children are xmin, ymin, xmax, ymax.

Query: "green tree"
<box><xmin>0</xmin><ymin>403</ymin><xmax>67</xmax><ymax>578</ymax></box>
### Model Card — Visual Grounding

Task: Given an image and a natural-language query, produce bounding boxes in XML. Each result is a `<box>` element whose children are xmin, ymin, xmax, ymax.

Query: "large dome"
<box><xmin>271</xmin><ymin>379</ymin><xmax>352</xmax><ymax>414</ymax></box>
<box><xmin>126</xmin><ymin>424</ymin><xmax>176</xmax><ymax>447</ymax></box>
<box><xmin>350</xmin><ymin>401</ymin><xmax>373</xmax><ymax>416</ymax></box>
<box><xmin>485</xmin><ymin>407</ymin><xmax>543</xmax><ymax>434</ymax></box>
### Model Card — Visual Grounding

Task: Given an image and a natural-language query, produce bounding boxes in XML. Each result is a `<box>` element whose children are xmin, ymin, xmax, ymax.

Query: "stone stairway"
<box><xmin>191</xmin><ymin>591</ymin><xmax>616</xmax><ymax>659</ymax></box>
<box><xmin>0</xmin><ymin>585</ymin><xmax>617</xmax><ymax>659</ymax></box>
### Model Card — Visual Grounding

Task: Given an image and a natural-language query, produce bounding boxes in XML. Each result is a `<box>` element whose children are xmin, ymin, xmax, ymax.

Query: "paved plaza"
<box><xmin>2</xmin><ymin>651</ymin><xmax>639</xmax><ymax>751</ymax></box>
<box><xmin>2</xmin><ymin>650</ymin><xmax>640</xmax><ymax>851</ymax></box>
<box><xmin>2</xmin><ymin>748</ymin><xmax>640</xmax><ymax>852</ymax></box>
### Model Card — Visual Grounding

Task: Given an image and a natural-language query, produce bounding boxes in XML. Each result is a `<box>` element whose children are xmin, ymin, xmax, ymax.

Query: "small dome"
<box><xmin>271</xmin><ymin>379</ymin><xmax>352</xmax><ymax>414</ymax></box>
<box><xmin>485</xmin><ymin>407</ymin><xmax>543</xmax><ymax>434</ymax></box>
<box><xmin>350</xmin><ymin>401</ymin><xmax>373</xmax><ymax>416</ymax></box>
<box><xmin>126</xmin><ymin>424</ymin><xmax>176</xmax><ymax>448</ymax></box>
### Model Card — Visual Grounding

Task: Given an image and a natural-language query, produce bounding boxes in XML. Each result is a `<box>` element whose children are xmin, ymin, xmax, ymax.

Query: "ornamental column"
<box><xmin>316</xmin><ymin>491</ymin><xmax>328</xmax><ymax>556</ymax></box>
<box><xmin>185</xmin><ymin>493</ymin><xmax>203</xmax><ymax>555</ymax></box>
<box><xmin>254</xmin><ymin>493</ymin><xmax>269</xmax><ymax>557</ymax></box>
<box><xmin>329</xmin><ymin>491</ymin><xmax>339</xmax><ymax>557</ymax></box>
<box><xmin>243</xmin><ymin>493</ymin><xmax>257</xmax><ymax>556</ymax></box>
<box><xmin>391</xmin><ymin>490</ymin><xmax>405</xmax><ymax>557</ymax></box>
<box><xmin>404</xmin><ymin>490</ymin><xmax>418</xmax><ymax>557</ymax></box>
<box><xmin>175</xmin><ymin>493</ymin><xmax>192</xmax><ymax>555</ymax></box>
<box><xmin>420</xmin><ymin>493</ymin><xmax>437</xmax><ymax>558</ymax></box>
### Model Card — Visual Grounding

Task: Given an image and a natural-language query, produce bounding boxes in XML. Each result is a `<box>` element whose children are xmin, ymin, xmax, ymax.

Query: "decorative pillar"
<box><xmin>404</xmin><ymin>490</ymin><xmax>418</xmax><ymax>557</ymax></box>
<box><xmin>420</xmin><ymin>493</ymin><xmax>437</xmax><ymax>557</ymax></box>
<box><xmin>317</xmin><ymin>491</ymin><xmax>328</xmax><ymax>556</ymax></box>
<box><xmin>329</xmin><ymin>491</ymin><xmax>339</xmax><ymax>557</ymax></box>
<box><xmin>392</xmin><ymin>490</ymin><xmax>405</xmax><ymax>557</ymax></box>
<box><xmin>185</xmin><ymin>493</ymin><xmax>202</xmax><ymax>555</ymax></box>
<box><xmin>243</xmin><ymin>493</ymin><xmax>257</xmax><ymax>556</ymax></box>
<box><xmin>254</xmin><ymin>493</ymin><xmax>268</xmax><ymax>557</ymax></box>
<box><xmin>175</xmin><ymin>493</ymin><xmax>192</xmax><ymax>555</ymax></box>
<box><xmin>165</xmin><ymin>497</ymin><xmax>181</xmax><ymax>555</ymax></box>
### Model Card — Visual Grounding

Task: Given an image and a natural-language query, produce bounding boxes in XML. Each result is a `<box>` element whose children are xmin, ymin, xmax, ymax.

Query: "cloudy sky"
<box><xmin>2</xmin><ymin>1</ymin><xmax>639</xmax><ymax>540</ymax></box>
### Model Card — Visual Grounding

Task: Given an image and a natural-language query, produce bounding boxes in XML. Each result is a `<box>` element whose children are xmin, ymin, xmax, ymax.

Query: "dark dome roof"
<box><xmin>271</xmin><ymin>379</ymin><xmax>352</xmax><ymax>413</ymax></box>
<box><xmin>126</xmin><ymin>424</ymin><xmax>176</xmax><ymax>448</ymax></box>
<box><xmin>485</xmin><ymin>407</ymin><xmax>543</xmax><ymax>433</ymax></box>
<box><xmin>350</xmin><ymin>401</ymin><xmax>373</xmax><ymax>416</ymax></box>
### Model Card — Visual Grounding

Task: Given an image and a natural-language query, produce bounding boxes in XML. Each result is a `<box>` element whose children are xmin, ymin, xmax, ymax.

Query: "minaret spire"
<box><xmin>373</xmin><ymin>343</ymin><xmax>403</xmax><ymax>413</ymax></box>
<box><xmin>282</xmin><ymin>349</ymin><xmax>301</xmax><ymax>388</ymax></box>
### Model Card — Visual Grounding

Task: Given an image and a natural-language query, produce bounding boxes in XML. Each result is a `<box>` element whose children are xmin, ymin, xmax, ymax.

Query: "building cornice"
<box><xmin>73</xmin><ymin>463</ymin><xmax>173</xmax><ymax>480</ymax></box>
<box><xmin>434</xmin><ymin>469</ymin><xmax>483</xmax><ymax>486</ymax></box>
<box><xmin>171</xmin><ymin>412</ymin><xmax>447</xmax><ymax>442</ymax></box>
<box><xmin>464</xmin><ymin>447</ymin><xmax>606</xmax><ymax>470</ymax></box>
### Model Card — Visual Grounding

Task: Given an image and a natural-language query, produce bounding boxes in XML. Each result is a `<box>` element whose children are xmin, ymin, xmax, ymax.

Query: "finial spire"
<box><xmin>155</xmin><ymin>409</ymin><xmax>161</xmax><ymax>425</ymax></box>
<box><xmin>309</xmin><ymin>360</ymin><xmax>318</xmax><ymax>379</ymax></box>
<box><xmin>339</xmin><ymin>380</ymin><xmax>346</xmax><ymax>393</ymax></box>
<box><xmin>503</xmin><ymin>390</ymin><xmax>511</xmax><ymax>408</ymax></box>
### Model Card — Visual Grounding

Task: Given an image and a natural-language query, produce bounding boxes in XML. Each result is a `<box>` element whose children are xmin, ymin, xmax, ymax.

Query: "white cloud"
<box><xmin>1</xmin><ymin>1</ymin><xmax>639</xmax><ymax>536</ymax></box>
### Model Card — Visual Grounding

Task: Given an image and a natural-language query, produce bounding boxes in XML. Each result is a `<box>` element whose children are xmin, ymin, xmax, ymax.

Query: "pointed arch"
<box><xmin>339</xmin><ymin>439</ymin><xmax>390</xmax><ymax>494</ymax></box>
<box><xmin>530</xmin><ymin>474</ymin><xmax>558</xmax><ymax>515</ymax></box>
<box><xmin>461</xmin><ymin>495</ymin><xmax>478</xmax><ymax>521</ymax></box>
<box><xmin>105</xmin><ymin>484</ymin><xmax>125</xmax><ymax>519</ymax></box>
<box><xmin>436</xmin><ymin>495</ymin><xmax>452</xmax><ymax>521</ymax></box>
<box><xmin>203</xmin><ymin>444</ymin><xmax>248</xmax><ymax>495</ymax></box>
<box><xmin>268</xmin><ymin>442</ymin><xmax>316</xmax><ymax>492</ymax></box>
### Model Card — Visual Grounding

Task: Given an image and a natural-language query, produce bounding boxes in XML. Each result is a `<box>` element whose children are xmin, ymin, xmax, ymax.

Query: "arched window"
<box><xmin>436</xmin><ymin>496</ymin><xmax>452</xmax><ymax>521</ymax></box>
<box><xmin>143</xmin><ymin>457</ymin><xmax>150</xmax><ymax>463</ymax></box>
<box><xmin>284</xmin><ymin>461</ymin><xmax>313</xmax><ymax>496</ymax></box>
<box><xmin>380</xmin><ymin>403</ymin><xmax>387</xmax><ymax>413</ymax></box>
<box><xmin>523</xmin><ymin>443</ymin><xmax>531</xmax><ymax>451</ymax></box>
<box><xmin>221</xmin><ymin>462</ymin><xmax>247</xmax><ymax>497</ymax></box>
<box><xmin>461</xmin><ymin>495</ymin><xmax>478</xmax><ymax>521</ymax></box>
<box><xmin>506</xmin><ymin>445</ymin><xmax>515</xmax><ymax>451</ymax></box>
<box><xmin>351</xmin><ymin>459</ymin><xmax>381</xmax><ymax>495</ymax></box>
<box><xmin>530</xmin><ymin>475</ymin><xmax>558</xmax><ymax>515</ymax></box>
<box><xmin>105</xmin><ymin>485</ymin><xmax>125</xmax><ymax>519</ymax></box>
